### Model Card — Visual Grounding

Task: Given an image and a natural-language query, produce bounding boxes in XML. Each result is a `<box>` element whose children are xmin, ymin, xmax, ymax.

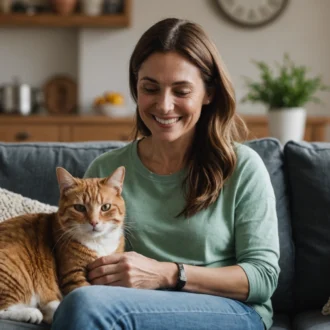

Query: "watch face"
<box><xmin>180</xmin><ymin>272</ymin><xmax>187</xmax><ymax>281</ymax></box>
<box><xmin>216</xmin><ymin>0</ymin><xmax>289</xmax><ymax>28</ymax></box>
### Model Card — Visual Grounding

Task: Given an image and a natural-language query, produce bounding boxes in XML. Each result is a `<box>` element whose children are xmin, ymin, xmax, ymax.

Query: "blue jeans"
<box><xmin>52</xmin><ymin>286</ymin><xmax>264</xmax><ymax>330</ymax></box>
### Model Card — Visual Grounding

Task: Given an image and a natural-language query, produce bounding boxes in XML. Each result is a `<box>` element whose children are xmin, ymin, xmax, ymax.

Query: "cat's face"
<box><xmin>56</xmin><ymin>167</ymin><xmax>125</xmax><ymax>241</ymax></box>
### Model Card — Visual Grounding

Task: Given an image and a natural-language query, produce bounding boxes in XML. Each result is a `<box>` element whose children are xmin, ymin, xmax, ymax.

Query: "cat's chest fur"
<box><xmin>79</xmin><ymin>228</ymin><xmax>123</xmax><ymax>257</ymax></box>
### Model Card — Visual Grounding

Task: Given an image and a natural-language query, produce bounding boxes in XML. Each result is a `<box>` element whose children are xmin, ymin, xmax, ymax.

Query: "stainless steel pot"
<box><xmin>0</xmin><ymin>84</ymin><xmax>16</xmax><ymax>113</ymax></box>
<box><xmin>0</xmin><ymin>82</ymin><xmax>33</xmax><ymax>115</ymax></box>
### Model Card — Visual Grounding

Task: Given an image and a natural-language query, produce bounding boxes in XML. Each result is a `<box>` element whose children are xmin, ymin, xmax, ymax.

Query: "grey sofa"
<box><xmin>0</xmin><ymin>138</ymin><xmax>329</xmax><ymax>330</ymax></box>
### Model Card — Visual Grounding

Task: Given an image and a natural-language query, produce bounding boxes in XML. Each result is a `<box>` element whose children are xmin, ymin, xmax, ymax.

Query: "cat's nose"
<box><xmin>90</xmin><ymin>221</ymin><xmax>99</xmax><ymax>228</ymax></box>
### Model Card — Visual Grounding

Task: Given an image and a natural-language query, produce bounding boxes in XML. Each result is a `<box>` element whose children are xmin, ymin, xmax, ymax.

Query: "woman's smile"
<box><xmin>153</xmin><ymin>115</ymin><xmax>182</xmax><ymax>127</ymax></box>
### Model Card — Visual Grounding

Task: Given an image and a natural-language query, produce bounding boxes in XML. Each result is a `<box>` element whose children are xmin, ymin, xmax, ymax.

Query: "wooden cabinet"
<box><xmin>0</xmin><ymin>124</ymin><xmax>60</xmax><ymax>142</ymax></box>
<box><xmin>72</xmin><ymin>124</ymin><xmax>134</xmax><ymax>142</ymax></box>
<box><xmin>0</xmin><ymin>114</ymin><xmax>328</xmax><ymax>143</ymax></box>
<box><xmin>0</xmin><ymin>115</ymin><xmax>135</xmax><ymax>142</ymax></box>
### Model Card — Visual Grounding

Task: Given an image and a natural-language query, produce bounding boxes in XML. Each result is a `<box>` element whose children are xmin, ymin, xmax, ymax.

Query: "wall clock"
<box><xmin>216</xmin><ymin>0</ymin><xmax>289</xmax><ymax>28</ymax></box>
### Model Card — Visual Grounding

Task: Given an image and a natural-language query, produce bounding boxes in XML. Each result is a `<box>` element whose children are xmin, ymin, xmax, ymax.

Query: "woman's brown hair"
<box><xmin>129</xmin><ymin>18</ymin><xmax>248</xmax><ymax>217</ymax></box>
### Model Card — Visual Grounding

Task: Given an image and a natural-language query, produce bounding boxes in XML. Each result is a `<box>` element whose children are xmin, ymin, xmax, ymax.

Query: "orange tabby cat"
<box><xmin>0</xmin><ymin>166</ymin><xmax>125</xmax><ymax>324</ymax></box>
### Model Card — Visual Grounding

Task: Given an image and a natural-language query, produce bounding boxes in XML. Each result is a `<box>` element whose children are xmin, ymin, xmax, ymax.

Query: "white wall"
<box><xmin>0</xmin><ymin>28</ymin><xmax>78</xmax><ymax>88</ymax></box>
<box><xmin>79</xmin><ymin>0</ymin><xmax>330</xmax><ymax>117</ymax></box>
<box><xmin>1</xmin><ymin>0</ymin><xmax>330</xmax><ymax>121</ymax></box>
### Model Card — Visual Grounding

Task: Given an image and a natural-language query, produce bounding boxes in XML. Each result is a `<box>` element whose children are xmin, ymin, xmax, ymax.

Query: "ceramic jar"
<box><xmin>0</xmin><ymin>0</ymin><xmax>12</xmax><ymax>13</ymax></box>
<box><xmin>80</xmin><ymin>0</ymin><xmax>104</xmax><ymax>16</ymax></box>
<box><xmin>51</xmin><ymin>0</ymin><xmax>77</xmax><ymax>15</ymax></box>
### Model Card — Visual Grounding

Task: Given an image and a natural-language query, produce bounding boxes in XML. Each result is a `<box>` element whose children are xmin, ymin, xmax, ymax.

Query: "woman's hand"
<box><xmin>87</xmin><ymin>251</ymin><xmax>175</xmax><ymax>289</ymax></box>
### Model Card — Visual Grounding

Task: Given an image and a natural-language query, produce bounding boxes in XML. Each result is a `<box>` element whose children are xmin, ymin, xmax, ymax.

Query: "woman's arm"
<box><xmin>161</xmin><ymin>262</ymin><xmax>249</xmax><ymax>301</ymax></box>
<box><xmin>87</xmin><ymin>252</ymin><xmax>248</xmax><ymax>301</ymax></box>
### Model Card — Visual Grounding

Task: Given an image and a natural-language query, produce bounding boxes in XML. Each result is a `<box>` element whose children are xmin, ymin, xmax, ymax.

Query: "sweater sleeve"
<box><xmin>234</xmin><ymin>146</ymin><xmax>280</xmax><ymax>304</ymax></box>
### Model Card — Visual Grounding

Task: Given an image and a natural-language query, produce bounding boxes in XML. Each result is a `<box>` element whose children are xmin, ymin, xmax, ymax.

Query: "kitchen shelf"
<box><xmin>0</xmin><ymin>0</ymin><xmax>131</xmax><ymax>28</ymax></box>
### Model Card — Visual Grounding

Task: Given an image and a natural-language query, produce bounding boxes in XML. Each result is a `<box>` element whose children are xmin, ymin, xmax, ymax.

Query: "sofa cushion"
<box><xmin>270</xmin><ymin>313</ymin><xmax>292</xmax><ymax>330</ymax></box>
<box><xmin>293</xmin><ymin>310</ymin><xmax>330</xmax><ymax>330</ymax></box>
<box><xmin>284</xmin><ymin>141</ymin><xmax>330</xmax><ymax>312</ymax></box>
<box><xmin>0</xmin><ymin>142</ymin><xmax>126</xmax><ymax>206</ymax></box>
<box><xmin>0</xmin><ymin>320</ymin><xmax>49</xmax><ymax>330</ymax></box>
<box><xmin>246</xmin><ymin>138</ymin><xmax>294</xmax><ymax>313</ymax></box>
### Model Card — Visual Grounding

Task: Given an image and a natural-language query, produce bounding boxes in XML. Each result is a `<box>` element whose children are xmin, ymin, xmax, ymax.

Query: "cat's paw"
<box><xmin>22</xmin><ymin>308</ymin><xmax>43</xmax><ymax>324</ymax></box>
<box><xmin>0</xmin><ymin>307</ymin><xmax>43</xmax><ymax>324</ymax></box>
<box><xmin>42</xmin><ymin>300</ymin><xmax>61</xmax><ymax>324</ymax></box>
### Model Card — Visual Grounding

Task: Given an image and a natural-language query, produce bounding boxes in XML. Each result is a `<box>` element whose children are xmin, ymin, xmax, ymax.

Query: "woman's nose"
<box><xmin>156</xmin><ymin>92</ymin><xmax>174</xmax><ymax>113</ymax></box>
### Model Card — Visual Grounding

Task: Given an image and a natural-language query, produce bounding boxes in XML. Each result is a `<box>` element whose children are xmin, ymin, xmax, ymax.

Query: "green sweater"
<box><xmin>84</xmin><ymin>141</ymin><xmax>280</xmax><ymax>330</ymax></box>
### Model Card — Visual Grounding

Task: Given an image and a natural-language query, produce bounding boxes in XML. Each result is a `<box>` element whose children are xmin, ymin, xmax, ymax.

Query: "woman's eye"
<box><xmin>101</xmin><ymin>203</ymin><xmax>111</xmax><ymax>211</ymax></box>
<box><xmin>74</xmin><ymin>204</ymin><xmax>86</xmax><ymax>212</ymax></box>
<box><xmin>143</xmin><ymin>87</ymin><xmax>158</xmax><ymax>93</ymax></box>
<box><xmin>175</xmin><ymin>90</ymin><xmax>190</xmax><ymax>97</ymax></box>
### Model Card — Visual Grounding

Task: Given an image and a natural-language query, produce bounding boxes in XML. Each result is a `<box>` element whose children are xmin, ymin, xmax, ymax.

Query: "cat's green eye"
<box><xmin>101</xmin><ymin>203</ymin><xmax>111</xmax><ymax>212</ymax></box>
<box><xmin>74</xmin><ymin>204</ymin><xmax>86</xmax><ymax>212</ymax></box>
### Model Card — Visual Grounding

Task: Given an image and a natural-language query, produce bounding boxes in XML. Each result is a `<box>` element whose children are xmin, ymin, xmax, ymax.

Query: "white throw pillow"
<box><xmin>0</xmin><ymin>188</ymin><xmax>58</xmax><ymax>223</ymax></box>
<box><xmin>322</xmin><ymin>298</ymin><xmax>330</xmax><ymax>315</ymax></box>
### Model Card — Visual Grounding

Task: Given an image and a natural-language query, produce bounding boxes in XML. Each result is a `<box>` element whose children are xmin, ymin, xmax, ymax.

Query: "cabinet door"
<box><xmin>0</xmin><ymin>125</ymin><xmax>60</xmax><ymax>142</ymax></box>
<box><xmin>72</xmin><ymin>124</ymin><xmax>134</xmax><ymax>142</ymax></box>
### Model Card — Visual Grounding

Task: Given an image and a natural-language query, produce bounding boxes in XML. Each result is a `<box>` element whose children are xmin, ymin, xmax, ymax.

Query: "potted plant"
<box><xmin>242</xmin><ymin>54</ymin><xmax>329</xmax><ymax>144</ymax></box>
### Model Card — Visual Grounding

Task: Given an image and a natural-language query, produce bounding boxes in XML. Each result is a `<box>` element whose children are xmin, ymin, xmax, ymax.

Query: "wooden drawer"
<box><xmin>0</xmin><ymin>125</ymin><xmax>60</xmax><ymax>142</ymax></box>
<box><xmin>71</xmin><ymin>124</ymin><xmax>134</xmax><ymax>142</ymax></box>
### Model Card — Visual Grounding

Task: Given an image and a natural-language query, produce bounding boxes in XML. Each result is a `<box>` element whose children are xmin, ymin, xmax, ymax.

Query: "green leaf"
<box><xmin>242</xmin><ymin>54</ymin><xmax>330</xmax><ymax>109</ymax></box>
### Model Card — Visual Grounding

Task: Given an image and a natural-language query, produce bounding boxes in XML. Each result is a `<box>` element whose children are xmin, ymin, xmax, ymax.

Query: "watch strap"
<box><xmin>174</xmin><ymin>262</ymin><xmax>186</xmax><ymax>290</ymax></box>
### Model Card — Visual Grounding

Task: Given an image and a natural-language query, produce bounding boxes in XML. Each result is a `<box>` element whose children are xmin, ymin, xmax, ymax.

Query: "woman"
<box><xmin>52</xmin><ymin>18</ymin><xmax>279</xmax><ymax>330</ymax></box>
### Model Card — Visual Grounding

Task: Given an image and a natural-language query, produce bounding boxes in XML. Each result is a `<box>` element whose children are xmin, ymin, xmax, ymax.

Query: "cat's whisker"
<box><xmin>52</xmin><ymin>226</ymin><xmax>78</xmax><ymax>253</ymax></box>
<box><xmin>123</xmin><ymin>224</ymin><xmax>134</xmax><ymax>234</ymax></box>
<box><xmin>123</xmin><ymin>227</ymin><xmax>136</xmax><ymax>242</ymax></box>
<box><xmin>62</xmin><ymin>232</ymin><xmax>76</xmax><ymax>253</ymax></box>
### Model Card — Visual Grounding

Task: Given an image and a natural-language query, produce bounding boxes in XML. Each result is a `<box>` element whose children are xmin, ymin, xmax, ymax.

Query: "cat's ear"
<box><xmin>104</xmin><ymin>166</ymin><xmax>125</xmax><ymax>195</ymax></box>
<box><xmin>56</xmin><ymin>167</ymin><xmax>76</xmax><ymax>193</ymax></box>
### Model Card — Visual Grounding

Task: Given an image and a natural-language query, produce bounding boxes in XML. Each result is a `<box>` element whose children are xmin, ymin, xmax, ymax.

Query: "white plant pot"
<box><xmin>268</xmin><ymin>107</ymin><xmax>307</xmax><ymax>145</ymax></box>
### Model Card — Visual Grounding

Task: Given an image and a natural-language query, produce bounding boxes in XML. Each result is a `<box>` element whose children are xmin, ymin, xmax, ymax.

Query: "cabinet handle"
<box><xmin>15</xmin><ymin>131</ymin><xmax>31</xmax><ymax>141</ymax></box>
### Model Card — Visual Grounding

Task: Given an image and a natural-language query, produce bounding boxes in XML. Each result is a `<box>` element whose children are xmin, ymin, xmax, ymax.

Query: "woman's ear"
<box><xmin>203</xmin><ymin>87</ymin><xmax>215</xmax><ymax>105</ymax></box>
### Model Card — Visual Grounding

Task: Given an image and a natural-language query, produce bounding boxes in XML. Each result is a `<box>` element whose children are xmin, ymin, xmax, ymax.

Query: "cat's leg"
<box><xmin>0</xmin><ymin>281</ymin><xmax>43</xmax><ymax>324</ymax></box>
<box><xmin>39</xmin><ymin>287</ymin><xmax>62</xmax><ymax>324</ymax></box>
<box><xmin>40</xmin><ymin>300</ymin><xmax>61</xmax><ymax>324</ymax></box>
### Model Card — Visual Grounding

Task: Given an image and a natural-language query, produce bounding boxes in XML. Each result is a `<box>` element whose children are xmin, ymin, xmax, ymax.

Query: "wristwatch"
<box><xmin>174</xmin><ymin>263</ymin><xmax>187</xmax><ymax>290</ymax></box>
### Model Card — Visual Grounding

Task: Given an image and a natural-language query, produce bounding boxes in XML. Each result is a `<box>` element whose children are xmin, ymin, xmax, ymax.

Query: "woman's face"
<box><xmin>137</xmin><ymin>51</ymin><xmax>210</xmax><ymax>144</ymax></box>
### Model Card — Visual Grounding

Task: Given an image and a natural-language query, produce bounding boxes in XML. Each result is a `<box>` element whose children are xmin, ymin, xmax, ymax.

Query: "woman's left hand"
<box><xmin>87</xmin><ymin>251</ymin><xmax>168</xmax><ymax>289</ymax></box>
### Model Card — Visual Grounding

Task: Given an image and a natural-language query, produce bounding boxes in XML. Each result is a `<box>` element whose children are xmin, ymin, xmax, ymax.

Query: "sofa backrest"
<box><xmin>0</xmin><ymin>141</ymin><xmax>126</xmax><ymax>205</ymax></box>
<box><xmin>284</xmin><ymin>141</ymin><xmax>330</xmax><ymax>312</ymax></box>
<box><xmin>246</xmin><ymin>138</ymin><xmax>295</xmax><ymax>313</ymax></box>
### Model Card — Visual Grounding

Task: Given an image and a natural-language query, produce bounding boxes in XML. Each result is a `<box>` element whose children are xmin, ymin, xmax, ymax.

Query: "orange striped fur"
<box><xmin>0</xmin><ymin>166</ymin><xmax>125</xmax><ymax>324</ymax></box>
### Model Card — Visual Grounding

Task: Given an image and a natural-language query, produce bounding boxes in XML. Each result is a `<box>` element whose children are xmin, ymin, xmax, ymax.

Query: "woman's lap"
<box><xmin>52</xmin><ymin>286</ymin><xmax>263</xmax><ymax>330</ymax></box>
